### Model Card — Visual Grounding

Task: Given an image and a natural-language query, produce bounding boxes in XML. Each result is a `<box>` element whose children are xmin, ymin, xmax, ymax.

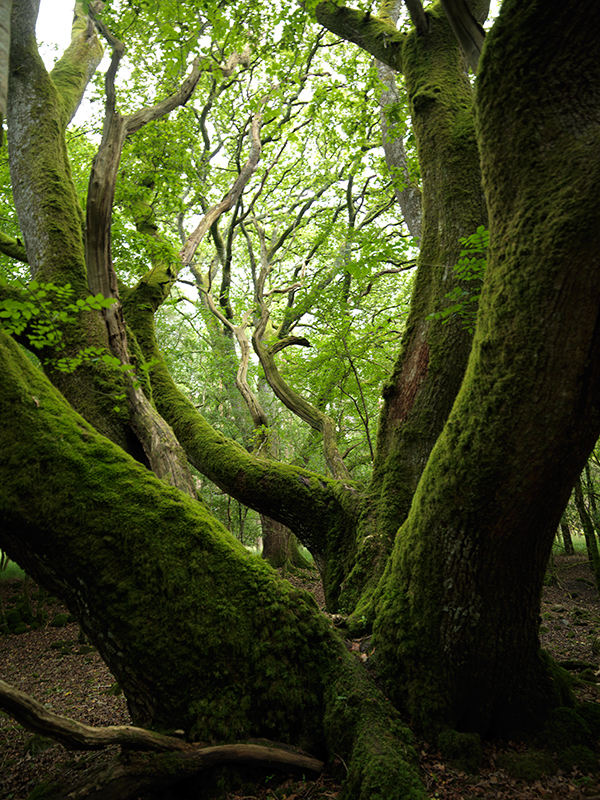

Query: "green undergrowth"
<box><xmin>0</xmin><ymin>556</ymin><xmax>26</xmax><ymax>580</ymax></box>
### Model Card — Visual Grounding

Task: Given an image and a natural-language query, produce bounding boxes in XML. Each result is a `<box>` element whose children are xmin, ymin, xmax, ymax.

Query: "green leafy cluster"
<box><xmin>0</xmin><ymin>277</ymin><xmax>115</xmax><ymax>350</ymax></box>
<box><xmin>430</xmin><ymin>225</ymin><xmax>489</xmax><ymax>332</ymax></box>
<box><xmin>0</xmin><ymin>278</ymin><xmax>139</xmax><ymax>409</ymax></box>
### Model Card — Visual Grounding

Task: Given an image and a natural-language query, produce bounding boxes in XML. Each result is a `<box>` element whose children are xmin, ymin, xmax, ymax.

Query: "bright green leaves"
<box><xmin>429</xmin><ymin>226</ymin><xmax>488</xmax><ymax>333</ymax></box>
<box><xmin>0</xmin><ymin>277</ymin><xmax>116</xmax><ymax>350</ymax></box>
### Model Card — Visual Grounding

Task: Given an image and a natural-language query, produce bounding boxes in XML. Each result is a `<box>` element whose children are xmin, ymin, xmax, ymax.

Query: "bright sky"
<box><xmin>36</xmin><ymin>0</ymin><xmax>73</xmax><ymax>65</ymax></box>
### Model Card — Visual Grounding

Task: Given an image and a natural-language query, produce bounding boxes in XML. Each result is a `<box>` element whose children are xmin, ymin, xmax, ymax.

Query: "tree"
<box><xmin>1</xmin><ymin>0</ymin><xmax>600</xmax><ymax>797</ymax></box>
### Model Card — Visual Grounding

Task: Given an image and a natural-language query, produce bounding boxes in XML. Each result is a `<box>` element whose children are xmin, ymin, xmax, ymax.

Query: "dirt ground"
<box><xmin>1</xmin><ymin>556</ymin><xmax>600</xmax><ymax>800</ymax></box>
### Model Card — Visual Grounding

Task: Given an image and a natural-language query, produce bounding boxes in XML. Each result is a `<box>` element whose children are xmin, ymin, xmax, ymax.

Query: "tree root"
<box><xmin>0</xmin><ymin>679</ymin><xmax>323</xmax><ymax>799</ymax></box>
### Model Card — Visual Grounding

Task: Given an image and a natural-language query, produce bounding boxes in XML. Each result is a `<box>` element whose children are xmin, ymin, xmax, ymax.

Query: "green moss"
<box><xmin>541</xmin><ymin>707</ymin><xmax>591</xmax><ymax>750</ymax></box>
<box><xmin>576</xmin><ymin>702</ymin><xmax>600</xmax><ymax>737</ymax></box>
<box><xmin>25</xmin><ymin>735</ymin><xmax>56</xmax><ymax>757</ymax></box>
<box><xmin>437</xmin><ymin>730</ymin><xmax>482</xmax><ymax>773</ymax></box>
<box><xmin>557</xmin><ymin>745</ymin><xmax>598</xmax><ymax>775</ymax></box>
<box><xmin>50</xmin><ymin>613</ymin><xmax>69</xmax><ymax>628</ymax></box>
<box><xmin>26</xmin><ymin>781</ymin><xmax>62</xmax><ymax>800</ymax></box>
<box><xmin>319</xmin><ymin>643</ymin><xmax>425</xmax><ymax>798</ymax></box>
<box><xmin>497</xmin><ymin>750</ymin><xmax>556</xmax><ymax>781</ymax></box>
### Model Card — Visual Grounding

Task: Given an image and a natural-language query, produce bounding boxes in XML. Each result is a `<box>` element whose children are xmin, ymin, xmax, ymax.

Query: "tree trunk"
<box><xmin>261</xmin><ymin>516</ymin><xmax>312</xmax><ymax>571</ymax></box>
<box><xmin>574</xmin><ymin>477</ymin><xmax>600</xmax><ymax>595</ymax></box>
<box><xmin>0</xmin><ymin>330</ymin><xmax>424</xmax><ymax>800</ymax></box>
<box><xmin>560</xmin><ymin>519</ymin><xmax>575</xmax><ymax>556</ymax></box>
<box><xmin>374</xmin><ymin>0</ymin><xmax>600</xmax><ymax>735</ymax></box>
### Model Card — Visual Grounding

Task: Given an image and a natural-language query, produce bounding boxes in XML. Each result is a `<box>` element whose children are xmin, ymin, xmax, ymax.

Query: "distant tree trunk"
<box><xmin>560</xmin><ymin>519</ymin><xmax>575</xmax><ymax>555</ymax></box>
<box><xmin>261</xmin><ymin>516</ymin><xmax>312</xmax><ymax>571</ymax></box>
<box><xmin>574</xmin><ymin>477</ymin><xmax>600</xmax><ymax>595</ymax></box>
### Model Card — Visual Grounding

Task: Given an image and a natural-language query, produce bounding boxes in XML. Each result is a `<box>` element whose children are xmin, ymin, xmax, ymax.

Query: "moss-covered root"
<box><xmin>323</xmin><ymin>655</ymin><xmax>425</xmax><ymax>800</ymax></box>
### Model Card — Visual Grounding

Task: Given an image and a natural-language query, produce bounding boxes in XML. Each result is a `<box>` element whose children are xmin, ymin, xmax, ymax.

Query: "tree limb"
<box><xmin>0</xmin><ymin>230</ymin><xmax>27</xmax><ymax>262</ymax></box>
<box><xmin>314</xmin><ymin>1</ymin><xmax>405</xmax><ymax>73</ymax></box>
<box><xmin>49</xmin><ymin>1</ymin><xmax>104</xmax><ymax>126</ymax></box>
<box><xmin>180</xmin><ymin>113</ymin><xmax>263</xmax><ymax>267</ymax></box>
<box><xmin>404</xmin><ymin>0</ymin><xmax>428</xmax><ymax>36</ymax></box>
<box><xmin>439</xmin><ymin>0</ymin><xmax>485</xmax><ymax>74</ymax></box>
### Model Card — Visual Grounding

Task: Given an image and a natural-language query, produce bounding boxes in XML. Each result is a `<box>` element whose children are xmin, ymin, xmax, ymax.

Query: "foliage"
<box><xmin>429</xmin><ymin>225</ymin><xmax>488</xmax><ymax>332</ymax></box>
<box><xmin>0</xmin><ymin>276</ymin><xmax>114</xmax><ymax>349</ymax></box>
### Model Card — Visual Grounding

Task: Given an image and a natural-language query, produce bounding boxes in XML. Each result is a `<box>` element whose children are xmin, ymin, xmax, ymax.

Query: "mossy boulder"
<box><xmin>13</xmin><ymin>622</ymin><xmax>29</xmax><ymax>635</ymax></box>
<box><xmin>437</xmin><ymin>730</ymin><xmax>483</xmax><ymax>773</ymax></box>
<box><xmin>50</xmin><ymin>613</ymin><xmax>69</xmax><ymax>628</ymax></box>
<box><xmin>541</xmin><ymin>707</ymin><xmax>591</xmax><ymax>750</ymax></box>
<box><xmin>24</xmin><ymin>734</ymin><xmax>56</xmax><ymax>757</ymax></box>
<box><xmin>498</xmin><ymin>750</ymin><xmax>557</xmax><ymax>781</ymax></box>
<box><xmin>558</xmin><ymin>745</ymin><xmax>598</xmax><ymax>775</ymax></box>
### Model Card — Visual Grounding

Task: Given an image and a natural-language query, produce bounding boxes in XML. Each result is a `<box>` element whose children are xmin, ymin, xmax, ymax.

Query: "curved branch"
<box><xmin>0</xmin><ymin>679</ymin><xmax>187</xmax><ymax>752</ymax></box>
<box><xmin>0</xmin><ymin>679</ymin><xmax>323</xmax><ymax>799</ymax></box>
<box><xmin>314</xmin><ymin>1</ymin><xmax>405</xmax><ymax>73</ymax></box>
<box><xmin>270</xmin><ymin>335</ymin><xmax>311</xmax><ymax>354</ymax></box>
<box><xmin>201</xmin><ymin>287</ymin><xmax>270</xmax><ymax>431</ymax></box>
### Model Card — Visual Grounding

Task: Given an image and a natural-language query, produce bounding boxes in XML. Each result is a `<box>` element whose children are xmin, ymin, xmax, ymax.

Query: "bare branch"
<box><xmin>180</xmin><ymin>113</ymin><xmax>262</xmax><ymax>266</ymax></box>
<box><xmin>0</xmin><ymin>679</ymin><xmax>323</xmax><ymax>798</ymax></box>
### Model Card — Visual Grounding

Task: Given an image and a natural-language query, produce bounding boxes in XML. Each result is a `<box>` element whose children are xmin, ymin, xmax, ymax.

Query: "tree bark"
<box><xmin>320</xmin><ymin>1</ymin><xmax>487</xmax><ymax>620</ymax></box>
<box><xmin>560</xmin><ymin>520</ymin><xmax>575</xmax><ymax>556</ymax></box>
<box><xmin>0</xmin><ymin>329</ymin><xmax>424</xmax><ymax>800</ymax></box>
<box><xmin>374</xmin><ymin>0</ymin><xmax>600</xmax><ymax>734</ymax></box>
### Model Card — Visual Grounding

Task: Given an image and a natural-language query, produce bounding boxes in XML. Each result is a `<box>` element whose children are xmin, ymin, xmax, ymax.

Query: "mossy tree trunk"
<box><xmin>314</xmin><ymin>0</ymin><xmax>488</xmax><ymax>619</ymax></box>
<box><xmin>373</xmin><ymin>0</ymin><xmax>600</xmax><ymax>735</ymax></box>
<box><xmin>560</xmin><ymin>519</ymin><xmax>575</xmax><ymax>556</ymax></box>
<box><xmin>0</xmin><ymin>329</ymin><xmax>424</xmax><ymax>800</ymax></box>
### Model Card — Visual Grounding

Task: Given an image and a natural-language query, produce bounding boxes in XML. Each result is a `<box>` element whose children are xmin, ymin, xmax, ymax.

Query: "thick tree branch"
<box><xmin>50</xmin><ymin>1</ymin><xmax>104</xmax><ymax>125</ymax></box>
<box><xmin>440</xmin><ymin>0</ymin><xmax>485</xmax><ymax>73</ymax></box>
<box><xmin>123</xmin><ymin>282</ymin><xmax>361</xmax><ymax>557</ymax></box>
<box><xmin>314</xmin><ymin>1</ymin><xmax>405</xmax><ymax>73</ymax></box>
<box><xmin>0</xmin><ymin>230</ymin><xmax>27</xmax><ymax>261</ymax></box>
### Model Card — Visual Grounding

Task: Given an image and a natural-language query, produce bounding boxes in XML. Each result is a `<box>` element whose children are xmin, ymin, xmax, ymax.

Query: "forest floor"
<box><xmin>1</xmin><ymin>554</ymin><xmax>600</xmax><ymax>800</ymax></box>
